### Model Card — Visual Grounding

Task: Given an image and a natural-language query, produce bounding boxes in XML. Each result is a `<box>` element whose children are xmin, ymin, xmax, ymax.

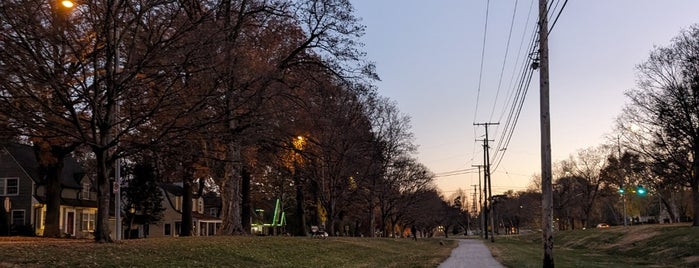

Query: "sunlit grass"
<box><xmin>0</xmin><ymin>236</ymin><xmax>457</xmax><ymax>267</ymax></box>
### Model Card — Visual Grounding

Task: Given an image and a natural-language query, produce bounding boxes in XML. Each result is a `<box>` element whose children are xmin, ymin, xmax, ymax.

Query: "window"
<box><xmin>175</xmin><ymin>221</ymin><xmax>181</xmax><ymax>236</ymax></box>
<box><xmin>195</xmin><ymin>198</ymin><xmax>203</xmax><ymax>213</ymax></box>
<box><xmin>0</xmin><ymin>177</ymin><xmax>19</xmax><ymax>196</ymax></box>
<box><xmin>209</xmin><ymin>208</ymin><xmax>217</xmax><ymax>217</ymax></box>
<box><xmin>174</xmin><ymin>196</ymin><xmax>182</xmax><ymax>211</ymax></box>
<box><xmin>164</xmin><ymin>223</ymin><xmax>171</xmax><ymax>236</ymax></box>
<box><xmin>81</xmin><ymin>182</ymin><xmax>91</xmax><ymax>200</ymax></box>
<box><xmin>11</xmin><ymin>210</ymin><xmax>25</xmax><ymax>225</ymax></box>
<box><xmin>81</xmin><ymin>212</ymin><xmax>95</xmax><ymax>231</ymax></box>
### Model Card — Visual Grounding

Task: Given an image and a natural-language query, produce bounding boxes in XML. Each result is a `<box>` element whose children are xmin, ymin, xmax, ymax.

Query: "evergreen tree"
<box><xmin>123</xmin><ymin>163</ymin><xmax>165</xmax><ymax>238</ymax></box>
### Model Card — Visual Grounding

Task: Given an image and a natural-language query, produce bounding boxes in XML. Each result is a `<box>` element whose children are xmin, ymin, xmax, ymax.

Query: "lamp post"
<box><xmin>619</xmin><ymin>187</ymin><xmax>627</xmax><ymax>226</ymax></box>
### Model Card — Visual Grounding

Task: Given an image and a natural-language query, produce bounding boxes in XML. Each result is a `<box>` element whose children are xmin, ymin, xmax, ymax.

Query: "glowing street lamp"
<box><xmin>61</xmin><ymin>0</ymin><xmax>75</xmax><ymax>8</ymax></box>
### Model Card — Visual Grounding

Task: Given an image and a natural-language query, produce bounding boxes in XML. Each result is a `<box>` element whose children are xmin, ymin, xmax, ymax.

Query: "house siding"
<box><xmin>0</xmin><ymin>147</ymin><xmax>36</xmax><ymax>227</ymax></box>
<box><xmin>1</xmin><ymin>144</ymin><xmax>106</xmax><ymax>238</ymax></box>
<box><xmin>147</xmin><ymin>187</ymin><xmax>221</xmax><ymax>238</ymax></box>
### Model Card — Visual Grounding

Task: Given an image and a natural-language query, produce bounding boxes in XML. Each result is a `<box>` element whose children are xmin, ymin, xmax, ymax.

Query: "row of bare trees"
<box><xmin>490</xmin><ymin>24</ymin><xmax>699</xmax><ymax>231</ymax></box>
<box><xmin>0</xmin><ymin>0</ymin><xmax>448</xmax><ymax>242</ymax></box>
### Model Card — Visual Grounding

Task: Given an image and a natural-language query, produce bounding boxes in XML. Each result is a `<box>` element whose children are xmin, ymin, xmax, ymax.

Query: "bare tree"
<box><xmin>619</xmin><ymin>24</ymin><xmax>699</xmax><ymax>226</ymax></box>
<box><xmin>0</xmin><ymin>0</ymin><xmax>209</xmax><ymax>242</ymax></box>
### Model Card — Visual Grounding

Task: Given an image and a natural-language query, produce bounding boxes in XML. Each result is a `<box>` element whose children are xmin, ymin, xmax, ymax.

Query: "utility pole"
<box><xmin>538</xmin><ymin>0</ymin><xmax>554</xmax><ymax>266</ymax></box>
<box><xmin>475</xmin><ymin>122</ymin><xmax>498</xmax><ymax>242</ymax></box>
<box><xmin>472</xmin><ymin>165</ymin><xmax>484</xmax><ymax>239</ymax></box>
<box><xmin>471</xmin><ymin>185</ymin><xmax>478</xmax><ymax>214</ymax></box>
<box><xmin>471</xmin><ymin>184</ymin><xmax>478</xmax><ymax>236</ymax></box>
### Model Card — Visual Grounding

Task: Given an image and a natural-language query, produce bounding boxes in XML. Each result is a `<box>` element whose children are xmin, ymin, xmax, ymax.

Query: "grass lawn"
<box><xmin>486</xmin><ymin>224</ymin><xmax>699</xmax><ymax>268</ymax></box>
<box><xmin>0</xmin><ymin>236</ymin><xmax>457</xmax><ymax>267</ymax></box>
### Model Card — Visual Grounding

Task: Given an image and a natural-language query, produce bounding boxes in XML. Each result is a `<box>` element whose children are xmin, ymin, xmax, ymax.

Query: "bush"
<box><xmin>10</xmin><ymin>224</ymin><xmax>36</xmax><ymax>236</ymax></box>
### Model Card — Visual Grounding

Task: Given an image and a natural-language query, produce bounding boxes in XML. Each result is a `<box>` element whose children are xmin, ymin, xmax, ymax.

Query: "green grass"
<box><xmin>0</xmin><ymin>236</ymin><xmax>457</xmax><ymax>267</ymax></box>
<box><xmin>486</xmin><ymin>224</ymin><xmax>699</xmax><ymax>268</ymax></box>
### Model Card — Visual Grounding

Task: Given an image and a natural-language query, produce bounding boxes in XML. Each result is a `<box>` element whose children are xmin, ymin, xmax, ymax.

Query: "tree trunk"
<box><xmin>692</xmin><ymin>177</ymin><xmax>699</xmax><ymax>227</ymax></box>
<box><xmin>34</xmin><ymin>143</ymin><xmax>76</xmax><ymax>238</ymax></box>
<box><xmin>660</xmin><ymin>196</ymin><xmax>677</xmax><ymax>223</ymax></box>
<box><xmin>181</xmin><ymin>178</ymin><xmax>193</xmax><ymax>236</ymax></box>
<box><xmin>241</xmin><ymin>168</ymin><xmax>251</xmax><ymax>234</ymax></box>
<box><xmin>293</xmin><ymin>171</ymin><xmax>306</xmax><ymax>236</ymax></box>
<box><xmin>693</xmin><ymin>143</ymin><xmax>699</xmax><ymax>227</ymax></box>
<box><xmin>217</xmin><ymin>143</ymin><xmax>246</xmax><ymax>235</ymax></box>
<box><xmin>369</xmin><ymin>204</ymin><xmax>375</xmax><ymax>237</ymax></box>
<box><xmin>94</xmin><ymin>148</ymin><xmax>112</xmax><ymax>243</ymax></box>
<box><xmin>41</xmin><ymin>159</ymin><xmax>64</xmax><ymax>238</ymax></box>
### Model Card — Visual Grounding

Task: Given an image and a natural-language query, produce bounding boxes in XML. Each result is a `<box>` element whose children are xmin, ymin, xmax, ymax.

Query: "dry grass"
<box><xmin>0</xmin><ymin>236</ymin><xmax>456</xmax><ymax>267</ymax></box>
<box><xmin>487</xmin><ymin>224</ymin><xmax>699</xmax><ymax>268</ymax></box>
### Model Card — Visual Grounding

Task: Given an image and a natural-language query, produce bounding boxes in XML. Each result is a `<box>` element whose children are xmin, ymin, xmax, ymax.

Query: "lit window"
<box><xmin>81</xmin><ymin>212</ymin><xmax>95</xmax><ymax>231</ymax></box>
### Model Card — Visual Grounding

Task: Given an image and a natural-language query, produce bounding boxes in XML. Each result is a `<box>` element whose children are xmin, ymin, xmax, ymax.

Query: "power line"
<box><xmin>489</xmin><ymin>0</ymin><xmax>519</xmax><ymax>121</ymax></box>
<box><xmin>487</xmin><ymin>0</ymin><xmax>568</xmax><ymax>174</ymax></box>
<box><xmin>549</xmin><ymin>0</ymin><xmax>569</xmax><ymax>33</ymax></box>
<box><xmin>434</xmin><ymin>168</ymin><xmax>479</xmax><ymax>178</ymax></box>
<box><xmin>472</xmin><ymin>0</ymin><xmax>491</xmax><ymax>124</ymax></box>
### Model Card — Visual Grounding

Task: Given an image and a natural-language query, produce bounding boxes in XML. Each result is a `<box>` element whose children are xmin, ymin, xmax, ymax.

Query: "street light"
<box><xmin>61</xmin><ymin>0</ymin><xmax>75</xmax><ymax>8</ymax></box>
<box><xmin>619</xmin><ymin>186</ymin><xmax>627</xmax><ymax>226</ymax></box>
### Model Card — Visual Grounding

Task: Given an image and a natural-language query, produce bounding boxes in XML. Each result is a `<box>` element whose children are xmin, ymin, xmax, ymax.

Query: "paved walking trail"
<box><xmin>438</xmin><ymin>239</ymin><xmax>505</xmax><ymax>268</ymax></box>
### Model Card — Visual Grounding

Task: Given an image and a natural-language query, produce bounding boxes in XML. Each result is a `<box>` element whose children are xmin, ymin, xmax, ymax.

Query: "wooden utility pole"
<box><xmin>538</xmin><ymin>0</ymin><xmax>554</xmax><ymax>266</ymax></box>
<box><xmin>472</xmin><ymin>165</ymin><xmax>484</xmax><ymax>239</ymax></box>
<box><xmin>475</xmin><ymin>122</ymin><xmax>498</xmax><ymax>242</ymax></box>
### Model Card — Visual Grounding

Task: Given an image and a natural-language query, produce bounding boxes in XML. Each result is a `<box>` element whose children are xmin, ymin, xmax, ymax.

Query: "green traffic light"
<box><xmin>636</xmin><ymin>185</ymin><xmax>647</xmax><ymax>196</ymax></box>
<box><xmin>618</xmin><ymin>188</ymin><xmax>625</xmax><ymax>194</ymax></box>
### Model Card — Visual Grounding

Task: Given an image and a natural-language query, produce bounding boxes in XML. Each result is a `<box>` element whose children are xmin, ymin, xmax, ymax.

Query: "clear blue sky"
<box><xmin>350</xmin><ymin>0</ymin><xmax>699</xmax><ymax>196</ymax></box>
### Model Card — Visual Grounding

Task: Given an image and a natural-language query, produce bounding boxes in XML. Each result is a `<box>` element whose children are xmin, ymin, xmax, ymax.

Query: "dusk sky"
<box><xmin>350</xmin><ymin>0</ymin><xmax>699</xmax><ymax>197</ymax></box>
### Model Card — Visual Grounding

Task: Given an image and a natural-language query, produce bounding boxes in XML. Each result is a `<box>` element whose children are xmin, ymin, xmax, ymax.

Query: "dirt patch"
<box><xmin>684</xmin><ymin>255</ymin><xmax>699</xmax><ymax>264</ymax></box>
<box><xmin>615</xmin><ymin>228</ymin><xmax>659</xmax><ymax>248</ymax></box>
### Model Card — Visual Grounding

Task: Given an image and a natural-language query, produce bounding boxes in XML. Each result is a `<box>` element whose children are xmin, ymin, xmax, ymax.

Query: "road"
<box><xmin>438</xmin><ymin>239</ymin><xmax>505</xmax><ymax>268</ymax></box>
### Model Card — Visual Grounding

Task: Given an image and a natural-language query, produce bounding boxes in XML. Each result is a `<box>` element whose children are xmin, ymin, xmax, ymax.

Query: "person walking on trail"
<box><xmin>411</xmin><ymin>225</ymin><xmax>417</xmax><ymax>241</ymax></box>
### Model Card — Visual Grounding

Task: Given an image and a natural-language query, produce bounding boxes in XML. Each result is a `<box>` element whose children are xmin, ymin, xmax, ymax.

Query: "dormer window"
<box><xmin>81</xmin><ymin>182</ymin><xmax>91</xmax><ymax>200</ymax></box>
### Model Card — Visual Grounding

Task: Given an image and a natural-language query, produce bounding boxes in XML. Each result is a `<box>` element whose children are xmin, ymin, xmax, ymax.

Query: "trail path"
<box><xmin>438</xmin><ymin>239</ymin><xmax>505</xmax><ymax>268</ymax></box>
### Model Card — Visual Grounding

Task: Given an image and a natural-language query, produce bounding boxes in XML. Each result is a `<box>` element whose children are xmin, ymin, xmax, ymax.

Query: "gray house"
<box><xmin>0</xmin><ymin>143</ymin><xmax>101</xmax><ymax>238</ymax></box>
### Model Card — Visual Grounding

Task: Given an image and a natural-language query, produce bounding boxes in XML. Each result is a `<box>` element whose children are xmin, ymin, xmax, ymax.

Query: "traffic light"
<box><xmin>636</xmin><ymin>185</ymin><xmax>647</xmax><ymax>196</ymax></box>
<box><xmin>618</xmin><ymin>188</ymin><xmax>625</xmax><ymax>194</ymax></box>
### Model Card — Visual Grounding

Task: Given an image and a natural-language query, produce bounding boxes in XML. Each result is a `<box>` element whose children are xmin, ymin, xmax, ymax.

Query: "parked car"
<box><xmin>596</xmin><ymin>223</ymin><xmax>610</xmax><ymax>228</ymax></box>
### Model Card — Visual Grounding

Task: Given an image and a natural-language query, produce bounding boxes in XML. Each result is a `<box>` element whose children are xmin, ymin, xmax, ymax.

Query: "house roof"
<box><xmin>160</xmin><ymin>183</ymin><xmax>184</xmax><ymax>196</ymax></box>
<box><xmin>3</xmin><ymin>143</ymin><xmax>84</xmax><ymax>189</ymax></box>
<box><xmin>34</xmin><ymin>195</ymin><xmax>99</xmax><ymax>208</ymax></box>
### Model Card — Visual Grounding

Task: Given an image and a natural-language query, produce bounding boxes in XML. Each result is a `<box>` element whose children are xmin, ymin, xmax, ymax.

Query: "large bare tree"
<box><xmin>620</xmin><ymin>24</ymin><xmax>699</xmax><ymax>226</ymax></box>
<box><xmin>0</xmin><ymin>0</ymin><xmax>207</xmax><ymax>242</ymax></box>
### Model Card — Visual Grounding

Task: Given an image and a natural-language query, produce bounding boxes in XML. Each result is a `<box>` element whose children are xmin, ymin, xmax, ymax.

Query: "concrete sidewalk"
<box><xmin>438</xmin><ymin>239</ymin><xmax>505</xmax><ymax>268</ymax></box>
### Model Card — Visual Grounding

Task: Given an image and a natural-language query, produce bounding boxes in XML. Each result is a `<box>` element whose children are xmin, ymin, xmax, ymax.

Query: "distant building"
<box><xmin>143</xmin><ymin>183</ymin><xmax>222</xmax><ymax>237</ymax></box>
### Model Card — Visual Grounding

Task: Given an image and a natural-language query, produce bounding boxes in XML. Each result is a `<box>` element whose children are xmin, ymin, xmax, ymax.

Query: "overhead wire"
<box><xmin>489</xmin><ymin>0</ymin><xmax>519</xmax><ymax>121</ymax></box>
<box><xmin>467</xmin><ymin>0</ymin><xmax>491</xmax><ymax>173</ymax></box>
<box><xmin>489</xmin><ymin>2</ymin><xmax>539</xmax><ymax>171</ymax></box>
<box><xmin>548</xmin><ymin>0</ymin><xmax>568</xmax><ymax>33</ymax></box>
<box><xmin>434</xmin><ymin>167</ymin><xmax>479</xmax><ymax>177</ymax></box>
<box><xmin>488</xmin><ymin>0</ymin><xmax>568</xmax><ymax>173</ymax></box>
<box><xmin>472</xmin><ymin>0</ymin><xmax>491</xmax><ymax>124</ymax></box>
